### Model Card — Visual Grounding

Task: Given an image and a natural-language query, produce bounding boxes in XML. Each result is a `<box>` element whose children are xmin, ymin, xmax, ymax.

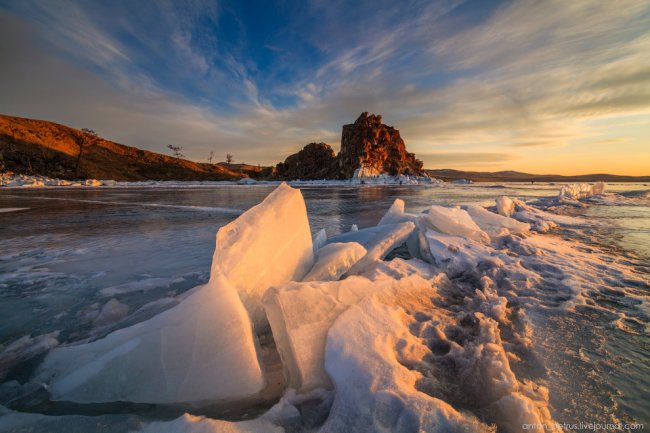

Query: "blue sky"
<box><xmin>1</xmin><ymin>0</ymin><xmax>649</xmax><ymax>174</ymax></box>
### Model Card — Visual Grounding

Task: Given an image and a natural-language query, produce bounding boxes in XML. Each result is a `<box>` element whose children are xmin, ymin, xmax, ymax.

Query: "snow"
<box><xmin>425</xmin><ymin>230</ymin><xmax>500</xmax><ymax>277</ymax></box>
<box><xmin>211</xmin><ymin>182</ymin><xmax>314</xmax><ymax>328</ymax></box>
<box><xmin>463</xmin><ymin>204</ymin><xmax>530</xmax><ymax>237</ymax></box>
<box><xmin>424</xmin><ymin>205</ymin><xmax>490</xmax><ymax>242</ymax></box>
<box><xmin>320</xmin><ymin>296</ymin><xmax>490</xmax><ymax>433</ymax></box>
<box><xmin>262</xmin><ymin>275</ymin><xmax>433</xmax><ymax>392</ymax></box>
<box><xmin>35</xmin><ymin>273</ymin><xmax>264</xmax><ymax>404</ymax></box>
<box><xmin>303</xmin><ymin>242</ymin><xmax>367</xmax><ymax>282</ymax></box>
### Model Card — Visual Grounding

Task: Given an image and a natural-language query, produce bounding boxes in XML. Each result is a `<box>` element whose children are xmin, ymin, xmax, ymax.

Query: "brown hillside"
<box><xmin>0</xmin><ymin>114</ymin><xmax>243</xmax><ymax>181</ymax></box>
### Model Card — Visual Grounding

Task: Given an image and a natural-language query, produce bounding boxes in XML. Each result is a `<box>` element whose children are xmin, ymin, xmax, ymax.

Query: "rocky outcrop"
<box><xmin>275</xmin><ymin>113</ymin><xmax>424</xmax><ymax>180</ymax></box>
<box><xmin>275</xmin><ymin>142</ymin><xmax>337</xmax><ymax>180</ymax></box>
<box><xmin>332</xmin><ymin>112</ymin><xmax>423</xmax><ymax>179</ymax></box>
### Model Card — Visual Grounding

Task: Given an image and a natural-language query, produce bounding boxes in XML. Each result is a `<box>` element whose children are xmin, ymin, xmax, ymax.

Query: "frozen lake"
<box><xmin>0</xmin><ymin>182</ymin><xmax>648</xmax><ymax>432</ymax></box>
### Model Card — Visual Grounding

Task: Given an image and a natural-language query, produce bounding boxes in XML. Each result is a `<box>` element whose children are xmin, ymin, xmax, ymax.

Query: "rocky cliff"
<box><xmin>276</xmin><ymin>112</ymin><xmax>424</xmax><ymax>180</ymax></box>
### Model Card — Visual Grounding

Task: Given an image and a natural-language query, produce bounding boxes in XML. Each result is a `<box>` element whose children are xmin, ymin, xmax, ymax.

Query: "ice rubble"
<box><xmin>326</xmin><ymin>222</ymin><xmax>415</xmax><ymax>274</ymax></box>
<box><xmin>463</xmin><ymin>204</ymin><xmax>530</xmax><ymax>237</ymax></box>
<box><xmin>425</xmin><ymin>205</ymin><xmax>490</xmax><ymax>242</ymax></box>
<box><xmin>262</xmin><ymin>275</ymin><xmax>431</xmax><ymax>392</ymax></box>
<box><xmin>558</xmin><ymin>182</ymin><xmax>605</xmax><ymax>200</ymax></box>
<box><xmin>25</xmin><ymin>182</ymin><xmax>620</xmax><ymax>431</ymax></box>
<box><xmin>0</xmin><ymin>172</ymin><xmax>105</xmax><ymax>187</ymax></box>
<box><xmin>211</xmin><ymin>182</ymin><xmax>314</xmax><ymax>327</ymax></box>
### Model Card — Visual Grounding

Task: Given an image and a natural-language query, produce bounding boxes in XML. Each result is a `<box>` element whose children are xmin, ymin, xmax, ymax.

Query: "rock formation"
<box><xmin>332</xmin><ymin>112</ymin><xmax>423</xmax><ymax>179</ymax></box>
<box><xmin>275</xmin><ymin>142</ymin><xmax>337</xmax><ymax>180</ymax></box>
<box><xmin>275</xmin><ymin>112</ymin><xmax>424</xmax><ymax>180</ymax></box>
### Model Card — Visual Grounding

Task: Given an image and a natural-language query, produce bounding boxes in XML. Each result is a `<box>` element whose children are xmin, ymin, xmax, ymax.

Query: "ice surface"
<box><xmin>463</xmin><ymin>204</ymin><xmax>530</xmax><ymax>237</ymax></box>
<box><xmin>303</xmin><ymin>242</ymin><xmax>367</xmax><ymax>282</ymax></box>
<box><xmin>211</xmin><ymin>182</ymin><xmax>314</xmax><ymax>327</ymax></box>
<box><xmin>424</xmin><ymin>205</ymin><xmax>490</xmax><ymax>242</ymax></box>
<box><xmin>35</xmin><ymin>273</ymin><xmax>264</xmax><ymax>404</ymax></box>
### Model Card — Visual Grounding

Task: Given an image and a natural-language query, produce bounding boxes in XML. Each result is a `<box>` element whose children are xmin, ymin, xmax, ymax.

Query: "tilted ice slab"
<box><xmin>326</xmin><ymin>221</ymin><xmax>415</xmax><ymax>274</ymax></box>
<box><xmin>424</xmin><ymin>205</ymin><xmax>490</xmax><ymax>243</ymax></box>
<box><xmin>262</xmin><ymin>275</ymin><xmax>430</xmax><ymax>392</ymax></box>
<box><xmin>463</xmin><ymin>204</ymin><xmax>530</xmax><ymax>237</ymax></box>
<box><xmin>303</xmin><ymin>242</ymin><xmax>367</xmax><ymax>282</ymax></box>
<box><xmin>35</xmin><ymin>274</ymin><xmax>264</xmax><ymax>404</ymax></box>
<box><xmin>211</xmin><ymin>182</ymin><xmax>314</xmax><ymax>327</ymax></box>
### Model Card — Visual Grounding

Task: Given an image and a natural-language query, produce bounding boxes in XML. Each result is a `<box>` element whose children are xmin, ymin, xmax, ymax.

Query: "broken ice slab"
<box><xmin>211</xmin><ymin>182</ymin><xmax>314</xmax><ymax>328</ymax></box>
<box><xmin>303</xmin><ymin>242</ymin><xmax>367</xmax><ymax>281</ymax></box>
<box><xmin>35</xmin><ymin>274</ymin><xmax>265</xmax><ymax>404</ymax></box>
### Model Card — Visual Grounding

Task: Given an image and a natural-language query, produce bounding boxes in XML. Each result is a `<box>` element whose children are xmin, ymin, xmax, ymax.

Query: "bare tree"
<box><xmin>167</xmin><ymin>144</ymin><xmax>185</xmax><ymax>159</ymax></box>
<box><xmin>226</xmin><ymin>154</ymin><xmax>234</xmax><ymax>164</ymax></box>
<box><xmin>75</xmin><ymin>128</ymin><xmax>97</xmax><ymax>175</ymax></box>
<box><xmin>208</xmin><ymin>151</ymin><xmax>214</xmax><ymax>164</ymax></box>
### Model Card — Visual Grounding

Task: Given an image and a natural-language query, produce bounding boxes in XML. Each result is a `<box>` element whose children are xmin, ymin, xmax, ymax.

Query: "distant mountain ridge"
<box><xmin>0</xmin><ymin>114</ymin><xmax>247</xmax><ymax>181</ymax></box>
<box><xmin>426</xmin><ymin>169</ymin><xmax>650</xmax><ymax>183</ymax></box>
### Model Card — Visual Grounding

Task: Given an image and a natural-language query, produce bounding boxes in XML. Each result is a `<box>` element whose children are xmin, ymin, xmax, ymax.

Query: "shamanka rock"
<box><xmin>332</xmin><ymin>112</ymin><xmax>423</xmax><ymax>179</ymax></box>
<box><xmin>275</xmin><ymin>112</ymin><xmax>424</xmax><ymax>180</ymax></box>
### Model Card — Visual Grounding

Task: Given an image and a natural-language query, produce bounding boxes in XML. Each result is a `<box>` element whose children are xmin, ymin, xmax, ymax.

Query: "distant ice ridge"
<box><xmin>21</xmin><ymin>183</ymin><xmax>649</xmax><ymax>433</ymax></box>
<box><xmin>0</xmin><ymin>171</ymin><xmax>443</xmax><ymax>188</ymax></box>
<box><xmin>558</xmin><ymin>182</ymin><xmax>605</xmax><ymax>200</ymax></box>
<box><xmin>0</xmin><ymin>172</ymin><xmax>104</xmax><ymax>187</ymax></box>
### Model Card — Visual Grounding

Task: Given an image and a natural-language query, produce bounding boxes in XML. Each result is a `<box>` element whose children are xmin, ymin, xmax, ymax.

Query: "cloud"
<box><xmin>0</xmin><ymin>0</ymin><xmax>649</xmax><ymax>172</ymax></box>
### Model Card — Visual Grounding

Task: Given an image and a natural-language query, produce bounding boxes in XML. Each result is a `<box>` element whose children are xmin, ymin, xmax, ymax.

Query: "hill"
<box><xmin>426</xmin><ymin>169</ymin><xmax>650</xmax><ymax>183</ymax></box>
<box><xmin>0</xmin><ymin>115</ymin><xmax>244</xmax><ymax>181</ymax></box>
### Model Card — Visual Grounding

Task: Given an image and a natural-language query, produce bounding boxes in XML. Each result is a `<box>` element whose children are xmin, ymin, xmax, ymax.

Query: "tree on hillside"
<box><xmin>167</xmin><ymin>144</ymin><xmax>185</xmax><ymax>159</ymax></box>
<box><xmin>226</xmin><ymin>154</ymin><xmax>234</xmax><ymax>164</ymax></box>
<box><xmin>75</xmin><ymin>128</ymin><xmax>98</xmax><ymax>176</ymax></box>
<box><xmin>208</xmin><ymin>151</ymin><xmax>214</xmax><ymax>164</ymax></box>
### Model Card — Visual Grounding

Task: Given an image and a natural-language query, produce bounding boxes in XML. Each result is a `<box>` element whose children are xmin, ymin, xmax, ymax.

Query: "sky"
<box><xmin>0</xmin><ymin>0</ymin><xmax>649</xmax><ymax>175</ymax></box>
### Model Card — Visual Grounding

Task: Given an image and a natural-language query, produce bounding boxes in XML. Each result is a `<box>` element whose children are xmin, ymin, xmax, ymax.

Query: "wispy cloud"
<box><xmin>0</xmin><ymin>0</ymin><xmax>648</xmax><ymax>173</ymax></box>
